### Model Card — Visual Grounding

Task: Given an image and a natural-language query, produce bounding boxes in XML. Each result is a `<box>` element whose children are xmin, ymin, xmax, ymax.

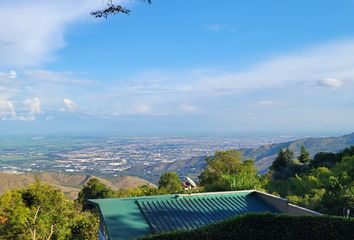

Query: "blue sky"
<box><xmin>1</xmin><ymin>0</ymin><xmax>354</xmax><ymax>135</ymax></box>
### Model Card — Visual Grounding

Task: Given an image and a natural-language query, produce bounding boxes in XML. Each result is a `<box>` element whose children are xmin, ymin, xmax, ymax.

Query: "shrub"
<box><xmin>139</xmin><ymin>213</ymin><xmax>354</xmax><ymax>240</ymax></box>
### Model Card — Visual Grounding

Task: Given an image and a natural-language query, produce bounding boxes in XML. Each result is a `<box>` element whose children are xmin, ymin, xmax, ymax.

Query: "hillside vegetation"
<box><xmin>0</xmin><ymin>172</ymin><xmax>154</xmax><ymax>200</ymax></box>
<box><xmin>242</xmin><ymin>132</ymin><xmax>354</xmax><ymax>171</ymax></box>
<box><xmin>1</xmin><ymin>144</ymin><xmax>354</xmax><ymax>239</ymax></box>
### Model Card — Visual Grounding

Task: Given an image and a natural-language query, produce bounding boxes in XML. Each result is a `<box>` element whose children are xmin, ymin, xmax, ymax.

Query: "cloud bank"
<box><xmin>0</xmin><ymin>0</ymin><xmax>101</xmax><ymax>67</ymax></box>
<box><xmin>1</xmin><ymin>39</ymin><xmax>354</xmax><ymax>132</ymax></box>
<box><xmin>316</xmin><ymin>78</ymin><xmax>343</xmax><ymax>89</ymax></box>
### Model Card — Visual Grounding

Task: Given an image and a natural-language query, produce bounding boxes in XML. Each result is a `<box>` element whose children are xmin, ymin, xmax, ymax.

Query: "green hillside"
<box><xmin>241</xmin><ymin>132</ymin><xmax>354</xmax><ymax>171</ymax></box>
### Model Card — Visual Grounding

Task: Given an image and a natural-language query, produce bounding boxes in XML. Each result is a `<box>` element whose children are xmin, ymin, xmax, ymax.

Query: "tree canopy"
<box><xmin>0</xmin><ymin>182</ymin><xmax>98</xmax><ymax>240</ymax></box>
<box><xmin>266</xmin><ymin>146</ymin><xmax>354</xmax><ymax>216</ymax></box>
<box><xmin>298</xmin><ymin>144</ymin><xmax>311</xmax><ymax>164</ymax></box>
<box><xmin>199</xmin><ymin>150</ymin><xmax>261</xmax><ymax>191</ymax></box>
<box><xmin>158</xmin><ymin>172</ymin><xmax>182</xmax><ymax>193</ymax></box>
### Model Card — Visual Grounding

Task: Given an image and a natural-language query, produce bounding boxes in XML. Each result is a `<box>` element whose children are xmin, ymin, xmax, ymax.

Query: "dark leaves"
<box><xmin>91</xmin><ymin>0</ymin><xmax>152</xmax><ymax>18</ymax></box>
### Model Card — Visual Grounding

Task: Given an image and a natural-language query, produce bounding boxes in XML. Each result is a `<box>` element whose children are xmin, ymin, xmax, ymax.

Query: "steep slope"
<box><xmin>0</xmin><ymin>172</ymin><xmax>155</xmax><ymax>200</ymax></box>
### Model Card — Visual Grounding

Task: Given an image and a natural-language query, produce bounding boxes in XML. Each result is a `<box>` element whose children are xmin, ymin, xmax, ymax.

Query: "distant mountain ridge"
<box><xmin>0</xmin><ymin>172</ymin><xmax>155</xmax><ymax>200</ymax></box>
<box><xmin>242</xmin><ymin>132</ymin><xmax>354</xmax><ymax>171</ymax></box>
<box><xmin>135</xmin><ymin>132</ymin><xmax>354</xmax><ymax>182</ymax></box>
<box><xmin>2</xmin><ymin>133</ymin><xmax>353</xmax><ymax>188</ymax></box>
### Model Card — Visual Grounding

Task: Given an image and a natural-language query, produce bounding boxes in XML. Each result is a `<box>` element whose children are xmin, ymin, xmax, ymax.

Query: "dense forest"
<box><xmin>0</xmin><ymin>146</ymin><xmax>353</xmax><ymax>239</ymax></box>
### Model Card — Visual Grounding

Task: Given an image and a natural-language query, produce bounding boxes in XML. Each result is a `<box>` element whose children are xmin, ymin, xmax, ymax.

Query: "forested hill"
<box><xmin>242</xmin><ymin>132</ymin><xmax>354</xmax><ymax>172</ymax></box>
<box><xmin>0</xmin><ymin>172</ymin><xmax>155</xmax><ymax>200</ymax></box>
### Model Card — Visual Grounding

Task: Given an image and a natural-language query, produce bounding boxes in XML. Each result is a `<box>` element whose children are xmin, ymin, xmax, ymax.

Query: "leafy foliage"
<box><xmin>78</xmin><ymin>178</ymin><xmax>115</xmax><ymax>210</ymax></box>
<box><xmin>298</xmin><ymin>144</ymin><xmax>311</xmax><ymax>164</ymax></box>
<box><xmin>269</xmin><ymin>148</ymin><xmax>298</xmax><ymax>179</ymax></box>
<box><xmin>266</xmin><ymin>146</ymin><xmax>354</xmax><ymax>216</ymax></box>
<box><xmin>0</xmin><ymin>182</ymin><xmax>98</xmax><ymax>240</ymax></box>
<box><xmin>91</xmin><ymin>0</ymin><xmax>152</xmax><ymax>18</ymax></box>
<box><xmin>139</xmin><ymin>213</ymin><xmax>354</xmax><ymax>240</ymax></box>
<box><xmin>158</xmin><ymin>172</ymin><xmax>182</xmax><ymax>193</ymax></box>
<box><xmin>199</xmin><ymin>150</ymin><xmax>261</xmax><ymax>191</ymax></box>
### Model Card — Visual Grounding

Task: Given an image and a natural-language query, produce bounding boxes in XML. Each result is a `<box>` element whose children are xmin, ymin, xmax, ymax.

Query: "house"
<box><xmin>88</xmin><ymin>190</ymin><xmax>321</xmax><ymax>240</ymax></box>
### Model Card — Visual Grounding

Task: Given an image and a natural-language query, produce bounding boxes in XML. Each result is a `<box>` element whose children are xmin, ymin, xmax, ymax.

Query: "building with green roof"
<box><xmin>88</xmin><ymin>190</ymin><xmax>321</xmax><ymax>240</ymax></box>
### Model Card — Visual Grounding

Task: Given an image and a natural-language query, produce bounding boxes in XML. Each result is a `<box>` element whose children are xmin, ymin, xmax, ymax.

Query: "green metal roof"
<box><xmin>88</xmin><ymin>191</ymin><xmax>279</xmax><ymax>240</ymax></box>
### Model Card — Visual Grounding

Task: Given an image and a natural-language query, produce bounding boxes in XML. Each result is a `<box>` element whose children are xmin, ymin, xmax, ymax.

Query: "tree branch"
<box><xmin>46</xmin><ymin>224</ymin><xmax>56</xmax><ymax>240</ymax></box>
<box><xmin>91</xmin><ymin>0</ymin><xmax>152</xmax><ymax>18</ymax></box>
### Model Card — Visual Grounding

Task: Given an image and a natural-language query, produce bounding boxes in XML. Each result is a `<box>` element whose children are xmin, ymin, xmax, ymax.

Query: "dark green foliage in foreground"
<box><xmin>139</xmin><ymin>213</ymin><xmax>354</xmax><ymax>240</ymax></box>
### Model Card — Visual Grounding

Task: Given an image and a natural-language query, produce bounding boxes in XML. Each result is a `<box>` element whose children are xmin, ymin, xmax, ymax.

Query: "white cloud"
<box><xmin>0</xmin><ymin>70</ymin><xmax>17</xmax><ymax>80</ymax></box>
<box><xmin>61</xmin><ymin>98</ymin><xmax>79</xmax><ymax>112</ymax></box>
<box><xmin>2</xmin><ymin>40</ymin><xmax>354</xmax><ymax>120</ymax></box>
<box><xmin>250</xmin><ymin>100</ymin><xmax>276</xmax><ymax>107</ymax></box>
<box><xmin>193</xmin><ymin>40</ymin><xmax>354</xmax><ymax>92</ymax></box>
<box><xmin>180</xmin><ymin>104</ymin><xmax>197</xmax><ymax>112</ymax></box>
<box><xmin>0</xmin><ymin>100</ymin><xmax>16</xmax><ymax>120</ymax></box>
<box><xmin>316</xmin><ymin>78</ymin><xmax>342</xmax><ymax>89</ymax></box>
<box><xmin>24</xmin><ymin>98</ymin><xmax>41</xmax><ymax>115</ymax></box>
<box><xmin>0</xmin><ymin>0</ymin><xmax>102</xmax><ymax>67</ymax></box>
<box><xmin>0</xmin><ymin>98</ymin><xmax>42</xmax><ymax>121</ymax></box>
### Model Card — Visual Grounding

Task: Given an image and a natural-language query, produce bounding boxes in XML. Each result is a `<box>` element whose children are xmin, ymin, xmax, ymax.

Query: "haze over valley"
<box><xmin>1</xmin><ymin>132</ymin><xmax>353</xmax><ymax>183</ymax></box>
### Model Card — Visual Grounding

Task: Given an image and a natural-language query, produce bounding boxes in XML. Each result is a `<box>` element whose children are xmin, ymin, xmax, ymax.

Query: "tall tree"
<box><xmin>298</xmin><ymin>145</ymin><xmax>311</xmax><ymax>164</ymax></box>
<box><xmin>270</xmin><ymin>148</ymin><xmax>295</xmax><ymax>180</ymax></box>
<box><xmin>270</xmin><ymin>148</ymin><xmax>294</xmax><ymax>172</ymax></box>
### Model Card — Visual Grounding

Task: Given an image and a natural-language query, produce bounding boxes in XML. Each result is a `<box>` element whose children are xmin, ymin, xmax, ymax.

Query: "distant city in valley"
<box><xmin>0</xmin><ymin>135</ymin><xmax>296</xmax><ymax>182</ymax></box>
<box><xmin>1</xmin><ymin>132</ymin><xmax>353</xmax><ymax>183</ymax></box>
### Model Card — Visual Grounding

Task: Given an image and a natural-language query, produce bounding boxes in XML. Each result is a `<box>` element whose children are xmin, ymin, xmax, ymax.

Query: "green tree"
<box><xmin>338</xmin><ymin>146</ymin><xmax>354</xmax><ymax>159</ymax></box>
<box><xmin>270</xmin><ymin>148</ymin><xmax>295</xmax><ymax>179</ymax></box>
<box><xmin>220</xmin><ymin>160</ymin><xmax>261</xmax><ymax>191</ymax></box>
<box><xmin>265</xmin><ymin>148</ymin><xmax>354</xmax><ymax>216</ymax></box>
<box><xmin>69</xmin><ymin>211</ymin><xmax>99</xmax><ymax>240</ymax></box>
<box><xmin>270</xmin><ymin>148</ymin><xmax>294</xmax><ymax>172</ymax></box>
<box><xmin>158</xmin><ymin>172</ymin><xmax>182</xmax><ymax>193</ymax></box>
<box><xmin>0</xmin><ymin>182</ymin><xmax>97</xmax><ymax>240</ymax></box>
<box><xmin>298</xmin><ymin>145</ymin><xmax>311</xmax><ymax>164</ymax></box>
<box><xmin>78</xmin><ymin>178</ymin><xmax>116</xmax><ymax>210</ymax></box>
<box><xmin>199</xmin><ymin>150</ymin><xmax>260</xmax><ymax>191</ymax></box>
<box><xmin>311</xmin><ymin>152</ymin><xmax>340</xmax><ymax>168</ymax></box>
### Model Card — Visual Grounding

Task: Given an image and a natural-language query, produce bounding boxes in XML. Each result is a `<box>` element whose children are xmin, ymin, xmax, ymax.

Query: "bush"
<box><xmin>139</xmin><ymin>213</ymin><xmax>354</xmax><ymax>240</ymax></box>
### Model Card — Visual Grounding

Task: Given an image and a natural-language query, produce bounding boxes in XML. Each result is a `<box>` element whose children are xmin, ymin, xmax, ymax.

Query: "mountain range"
<box><xmin>135</xmin><ymin>132</ymin><xmax>354</xmax><ymax>181</ymax></box>
<box><xmin>1</xmin><ymin>132</ymin><xmax>353</xmax><ymax>190</ymax></box>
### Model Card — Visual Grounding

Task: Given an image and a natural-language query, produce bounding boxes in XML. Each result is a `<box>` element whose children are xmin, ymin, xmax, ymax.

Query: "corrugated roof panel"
<box><xmin>137</xmin><ymin>193</ymin><xmax>277</xmax><ymax>233</ymax></box>
<box><xmin>88</xmin><ymin>191</ymin><xmax>285</xmax><ymax>239</ymax></box>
